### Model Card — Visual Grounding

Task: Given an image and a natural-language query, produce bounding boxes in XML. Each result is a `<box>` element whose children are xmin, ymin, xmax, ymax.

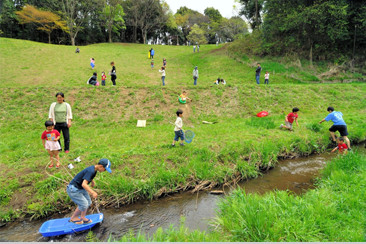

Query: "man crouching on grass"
<box><xmin>67</xmin><ymin>158</ymin><xmax>112</xmax><ymax>224</ymax></box>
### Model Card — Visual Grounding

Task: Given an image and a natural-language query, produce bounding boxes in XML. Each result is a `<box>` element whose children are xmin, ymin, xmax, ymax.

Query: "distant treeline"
<box><xmin>0</xmin><ymin>0</ymin><xmax>248</xmax><ymax>46</ymax></box>
<box><xmin>0</xmin><ymin>0</ymin><xmax>365</xmax><ymax>63</ymax></box>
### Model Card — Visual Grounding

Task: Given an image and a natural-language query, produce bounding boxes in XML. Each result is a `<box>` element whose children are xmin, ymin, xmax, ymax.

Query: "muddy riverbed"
<box><xmin>0</xmin><ymin>148</ymin><xmax>362</xmax><ymax>242</ymax></box>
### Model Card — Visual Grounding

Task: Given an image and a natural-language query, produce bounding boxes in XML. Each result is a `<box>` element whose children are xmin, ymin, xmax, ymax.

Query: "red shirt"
<box><xmin>287</xmin><ymin>112</ymin><xmax>298</xmax><ymax>124</ymax></box>
<box><xmin>101</xmin><ymin>74</ymin><xmax>106</xmax><ymax>81</ymax></box>
<box><xmin>337</xmin><ymin>143</ymin><xmax>348</xmax><ymax>152</ymax></box>
<box><xmin>41</xmin><ymin>129</ymin><xmax>60</xmax><ymax>141</ymax></box>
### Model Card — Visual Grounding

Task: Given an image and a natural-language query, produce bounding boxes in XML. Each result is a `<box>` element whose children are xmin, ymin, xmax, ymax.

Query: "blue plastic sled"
<box><xmin>39</xmin><ymin>213</ymin><xmax>104</xmax><ymax>237</ymax></box>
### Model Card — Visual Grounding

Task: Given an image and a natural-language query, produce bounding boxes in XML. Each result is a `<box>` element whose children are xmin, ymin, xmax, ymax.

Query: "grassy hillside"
<box><xmin>0</xmin><ymin>38</ymin><xmax>365</xmax><ymax>222</ymax></box>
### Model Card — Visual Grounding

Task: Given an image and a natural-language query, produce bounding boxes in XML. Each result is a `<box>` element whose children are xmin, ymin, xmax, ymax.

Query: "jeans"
<box><xmin>174</xmin><ymin>130</ymin><xmax>184</xmax><ymax>141</ymax></box>
<box><xmin>264</xmin><ymin>79</ymin><xmax>269</xmax><ymax>84</ymax></box>
<box><xmin>256</xmin><ymin>75</ymin><xmax>260</xmax><ymax>84</ymax></box>
<box><xmin>67</xmin><ymin>184</ymin><xmax>91</xmax><ymax>211</ymax></box>
<box><xmin>162</xmin><ymin>76</ymin><xmax>165</xmax><ymax>86</ymax></box>
<box><xmin>54</xmin><ymin>122</ymin><xmax>70</xmax><ymax>151</ymax></box>
<box><xmin>193</xmin><ymin>77</ymin><xmax>197</xmax><ymax>85</ymax></box>
<box><xmin>102</xmin><ymin>80</ymin><xmax>105</xmax><ymax>86</ymax></box>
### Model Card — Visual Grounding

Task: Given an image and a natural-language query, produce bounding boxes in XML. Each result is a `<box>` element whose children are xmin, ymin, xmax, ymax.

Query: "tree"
<box><xmin>15</xmin><ymin>4</ymin><xmax>67</xmax><ymax>43</ymax></box>
<box><xmin>101</xmin><ymin>0</ymin><xmax>125</xmax><ymax>43</ymax></box>
<box><xmin>136</xmin><ymin>0</ymin><xmax>167</xmax><ymax>44</ymax></box>
<box><xmin>60</xmin><ymin>0</ymin><xmax>100</xmax><ymax>46</ymax></box>
<box><xmin>218</xmin><ymin>17</ymin><xmax>248</xmax><ymax>42</ymax></box>
<box><xmin>238</xmin><ymin>0</ymin><xmax>264</xmax><ymax>30</ymax></box>
<box><xmin>187</xmin><ymin>24</ymin><xmax>207</xmax><ymax>45</ymax></box>
<box><xmin>204</xmin><ymin>7</ymin><xmax>222</xmax><ymax>23</ymax></box>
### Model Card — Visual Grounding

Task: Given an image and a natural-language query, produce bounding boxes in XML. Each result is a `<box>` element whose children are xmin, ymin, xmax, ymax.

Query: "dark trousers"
<box><xmin>111</xmin><ymin>75</ymin><xmax>116</xmax><ymax>86</ymax></box>
<box><xmin>54</xmin><ymin>122</ymin><xmax>70</xmax><ymax>151</ymax></box>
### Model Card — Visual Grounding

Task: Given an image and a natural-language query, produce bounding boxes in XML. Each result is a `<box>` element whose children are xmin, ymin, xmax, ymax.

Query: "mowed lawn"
<box><xmin>0</xmin><ymin>38</ymin><xmax>258</xmax><ymax>87</ymax></box>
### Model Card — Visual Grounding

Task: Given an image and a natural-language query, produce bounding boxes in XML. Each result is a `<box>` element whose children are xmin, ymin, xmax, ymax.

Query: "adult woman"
<box><xmin>49</xmin><ymin>92</ymin><xmax>73</xmax><ymax>153</ymax></box>
<box><xmin>110</xmin><ymin>61</ymin><xmax>117</xmax><ymax>86</ymax></box>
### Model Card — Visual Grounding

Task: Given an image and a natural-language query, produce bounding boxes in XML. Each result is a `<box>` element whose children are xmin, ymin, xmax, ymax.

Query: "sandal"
<box><xmin>69</xmin><ymin>219</ymin><xmax>83</xmax><ymax>225</ymax></box>
<box><xmin>82</xmin><ymin>218</ymin><xmax>92</xmax><ymax>224</ymax></box>
<box><xmin>56</xmin><ymin>165</ymin><xmax>60</xmax><ymax>169</ymax></box>
<box><xmin>48</xmin><ymin>164</ymin><xmax>54</xmax><ymax>168</ymax></box>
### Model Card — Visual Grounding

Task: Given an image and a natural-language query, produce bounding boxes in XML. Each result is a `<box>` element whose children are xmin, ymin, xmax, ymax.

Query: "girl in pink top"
<box><xmin>41</xmin><ymin>120</ymin><xmax>61</xmax><ymax>168</ymax></box>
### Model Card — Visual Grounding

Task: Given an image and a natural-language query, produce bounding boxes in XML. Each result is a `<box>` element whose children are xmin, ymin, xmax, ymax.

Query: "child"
<box><xmin>87</xmin><ymin>72</ymin><xmax>99</xmax><ymax>86</ymax></box>
<box><xmin>90</xmin><ymin>58</ymin><xmax>95</xmax><ymax>69</ymax></box>
<box><xmin>264</xmin><ymin>71</ymin><xmax>269</xmax><ymax>84</ymax></box>
<box><xmin>221</xmin><ymin>78</ymin><xmax>226</xmax><ymax>85</ymax></box>
<box><xmin>41</xmin><ymin>120</ymin><xmax>61</xmax><ymax>168</ymax></box>
<box><xmin>172</xmin><ymin>109</ymin><xmax>184</xmax><ymax>147</ymax></box>
<box><xmin>331</xmin><ymin>137</ymin><xmax>348</xmax><ymax>155</ymax></box>
<box><xmin>213</xmin><ymin>77</ymin><xmax>220</xmax><ymax>85</ymax></box>
<box><xmin>159</xmin><ymin>66</ymin><xmax>166</xmax><ymax>86</ymax></box>
<box><xmin>163</xmin><ymin>58</ymin><xmax>167</xmax><ymax>67</ymax></box>
<box><xmin>178</xmin><ymin>91</ymin><xmax>192</xmax><ymax>104</ymax></box>
<box><xmin>151</xmin><ymin>59</ymin><xmax>154</xmax><ymax>69</ymax></box>
<box><xmin>280</xmin><ymin>107</ymin><xmax>299</xmax><ymax>131</ymax></box>
<box><xmin>101</xmin><ymin>72</ymin><xmax>106</xmax><ymax>86</ymax></box>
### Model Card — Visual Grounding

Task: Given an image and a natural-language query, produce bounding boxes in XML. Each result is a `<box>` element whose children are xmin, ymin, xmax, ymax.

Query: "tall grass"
<box><xmin>214</xmin><ymin>151</ymin><xmax>366</xmax><ymax>242</ymax></box>
<box><xmin>116</xmin><ymin>151</ymin><xmax>366</xmax><ymax>242</ymax></box>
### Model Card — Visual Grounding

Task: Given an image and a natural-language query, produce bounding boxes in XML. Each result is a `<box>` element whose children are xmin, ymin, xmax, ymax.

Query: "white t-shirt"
<box><xmin>265</xmin><ymin>73</ymin><xmax>269</xmax><ymax>79</ymax></box>
<box><xmin>174</xmin><ymin>117</ymin><xmax>183</xmax><ymax>131</ymax></box>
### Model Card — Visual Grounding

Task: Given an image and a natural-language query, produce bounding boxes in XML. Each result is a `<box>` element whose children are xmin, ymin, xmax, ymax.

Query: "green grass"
<box><xmin>0</xmin><ymin>38</ymin><xmax>365</xmax><ymax>222</ymax></box>
<box><xmin>116</xmin><ymin>151</ymin><xmax>366</xmax><ymax>242</ymax></box>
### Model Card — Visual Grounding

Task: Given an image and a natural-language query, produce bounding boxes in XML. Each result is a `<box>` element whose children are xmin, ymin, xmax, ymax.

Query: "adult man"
<box><xmin>255</xmin><ymin>63</ymin><xmax>261</xmax><ymax>84</ymax></box>
<box><xmin>67</xmin><ymin>158</ymin><xmax>112</xmax><ymax>224</ymax></box>
<box><xmin>319</xmin><ymin>106</ymin><xmax>351</xmax><ymax>150</ymax></box>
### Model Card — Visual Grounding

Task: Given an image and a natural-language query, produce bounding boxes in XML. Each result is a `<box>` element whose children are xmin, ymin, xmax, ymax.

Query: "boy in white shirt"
<box><xmin>172</xmin><ymin>109</ymin><xmax>184</xmax><ymax>146</ymax></box>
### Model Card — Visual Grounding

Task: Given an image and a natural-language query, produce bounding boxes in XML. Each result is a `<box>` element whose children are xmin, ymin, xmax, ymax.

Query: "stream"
<box><xmin>0</xmin><ymin>148</ymin><xmax>362</xmax><ymax>242</ymax></box>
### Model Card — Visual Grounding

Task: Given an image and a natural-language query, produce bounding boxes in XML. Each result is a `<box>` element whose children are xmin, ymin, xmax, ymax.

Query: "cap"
<box><xmin>98</xmin><ymin>158</ymin><xmax>112</xmax><ymax>173</ymax></box>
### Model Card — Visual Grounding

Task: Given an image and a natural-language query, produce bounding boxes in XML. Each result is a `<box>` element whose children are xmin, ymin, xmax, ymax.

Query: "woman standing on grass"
<box><xmin>110</xmin><ymin>61</ymin><xmax>117</xmax><ymax>86</ymax></box>
<box><xmin>49</xmin><ymin>92</ymin><xmax>73</xmax><ymax>153</ymax></box>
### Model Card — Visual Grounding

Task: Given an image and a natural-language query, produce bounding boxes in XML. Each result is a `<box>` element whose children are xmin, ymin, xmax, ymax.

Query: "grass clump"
<box><xmin>213</xmin><ymin>151</ymin><xmax>366</xmax><ymax>242</ymax></box>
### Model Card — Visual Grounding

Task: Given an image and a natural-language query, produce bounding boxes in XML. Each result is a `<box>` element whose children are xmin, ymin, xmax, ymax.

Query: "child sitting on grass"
<box><xmin>280</xmin><ymin>107</ymin><xmax>299</xmax><ymax>131</ymax></box>
<box><xmin>331</xmin><ymin>137</ymin><xmax>348</xmax><ymax>155</ymax></box>
<box><xmin>178</xmin><ymin>91</ymin><xmax>192</xmax><ymax>103</ymax></box>
<box><xmin>41</xmin><ymin>120</ymin><xmax>61</xmax><ymax>168</ymax></box>
<box><xmin>172</xmin><ymin>109</ymin><xmax>184</xmax><ymax>147</ymax></box>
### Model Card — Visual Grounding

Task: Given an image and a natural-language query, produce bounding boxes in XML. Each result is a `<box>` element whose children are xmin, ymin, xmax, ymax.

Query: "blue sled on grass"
<box><xmin>39</xmin><ymin>213</ymin><xmax>103</xmax><ymax>237</ymax></box>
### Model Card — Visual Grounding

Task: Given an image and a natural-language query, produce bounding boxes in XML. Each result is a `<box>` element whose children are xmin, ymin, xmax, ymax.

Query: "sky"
<box><xmin>164</xmin><ymin>0</ymin><xmax>241</xmax><ymax>19</ymax></box>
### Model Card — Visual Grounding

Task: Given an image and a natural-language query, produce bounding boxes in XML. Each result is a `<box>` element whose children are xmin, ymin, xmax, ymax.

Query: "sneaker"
<box><xmin>171</xmin><ymin>144</ymin><xmax>175</xmax><ymax>147</ymax></box>
<box><xmin>180</xmin><ymin>143</ymin><xmax>184</xmax><ymax>146</ymax></box>
<box><xmin>65</xmin><ymin>150</ymin><xmax>70</xmax><ymax>154</ymax></box>
<box><xmin>280</xmin><ymin>124</ymin><xmax>283</xmax><ymax>129</ymax></box>
<box><xmin>347</xmin><ymin>148</ymin><xmax>352</xmax><ymax>151</ymax></box>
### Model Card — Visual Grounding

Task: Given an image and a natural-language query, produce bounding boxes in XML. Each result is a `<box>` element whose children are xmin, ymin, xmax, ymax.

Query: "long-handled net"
<box><xmin>184</xmin><ymin>130</ymin><xmax>195</xmax><ymax>143</ymax></box>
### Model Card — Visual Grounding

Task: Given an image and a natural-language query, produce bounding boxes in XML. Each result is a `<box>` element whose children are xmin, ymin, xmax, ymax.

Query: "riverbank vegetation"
<box><xmin>116</xmin><ymin>151</ymin><xmax>366</xmax><ymax>242</ymax></box>
<box><xmin>0</xmin><ymin>39</ymin><xmax>365</xmax><ymax>224</ymax></box>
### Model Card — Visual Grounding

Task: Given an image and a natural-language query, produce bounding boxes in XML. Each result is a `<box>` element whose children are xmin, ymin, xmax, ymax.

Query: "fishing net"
<box><xmin>184</xmin><ymin>130</ymin><xmax>195</xmax><ymax>143</ymax></box>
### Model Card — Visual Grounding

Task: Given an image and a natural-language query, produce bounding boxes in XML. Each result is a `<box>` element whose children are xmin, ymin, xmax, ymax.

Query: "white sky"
<box><xmin>164</xmin><ymin>0</ymin><xmax>241</xmax><ymax>19</ymax></box>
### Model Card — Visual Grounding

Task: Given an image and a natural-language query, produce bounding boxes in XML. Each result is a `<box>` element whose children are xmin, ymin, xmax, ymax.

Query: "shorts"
<box><xmin>66</xmin><ymin>184</ymin><xmax>91</xmax><ymax>211</ymax></box>
<box><xmin>329</xmin><ymin>125</ymin><xmax>348</xmax><ymax>136</ymax></box>
<box><xmin>174</xmin><ymin>130</ymin><xmax>184</xmax><ymax>141</ymax></box>
<box><xmin>285</xmin><ymin>121</ymin><xmax>293</xmax><ymax>130</ymax></box>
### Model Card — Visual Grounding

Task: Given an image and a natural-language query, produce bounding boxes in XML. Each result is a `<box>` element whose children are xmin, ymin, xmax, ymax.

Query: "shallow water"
<box><xmin>0</xmin><ymin>148</ymin><xmax>363</xmax><ymax>242</ymax></box>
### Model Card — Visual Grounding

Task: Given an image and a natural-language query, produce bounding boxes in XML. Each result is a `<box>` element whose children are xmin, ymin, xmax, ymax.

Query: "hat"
<box><xmin>98</xmin><ymin>158</ymin><xmax>112</xmax><ymax>173</ymax></box>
